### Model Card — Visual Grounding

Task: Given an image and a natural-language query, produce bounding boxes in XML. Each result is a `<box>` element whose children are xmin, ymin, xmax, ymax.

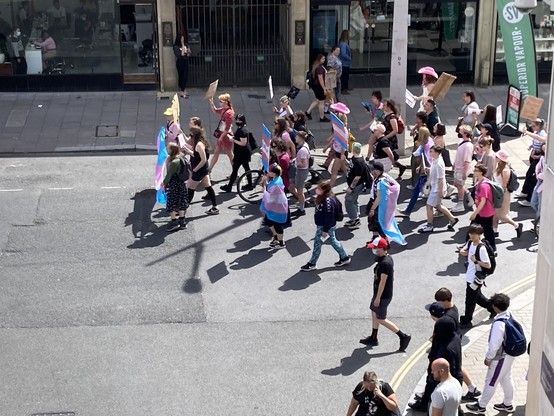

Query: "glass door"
<box><xmin>119</xmin><ymin>1</ymin><xmax>158</xmax><ymax>84</ymax></box>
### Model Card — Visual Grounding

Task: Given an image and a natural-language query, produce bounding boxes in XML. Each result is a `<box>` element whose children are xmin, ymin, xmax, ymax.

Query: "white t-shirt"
<box><xmin>430</xmin><ymin>157</ymin><xmax>446</xmax><ymax>193</ymax></box>
<box><xmin>296</xmin><ymin>144</ymin><xmax>310</xmax><ymax>170</ymax></box>
<box><xmin>430</xmin><ymin>377</ymin><xmax>463</xmax><ymax>416</ymax></box>
<box><xmin>461</xmin><ymin>101</ymin><xmax>479</xmax><ymax>124</ymax></box>
<box><xmin>465</xmin><ymin>242</ymin><xmax>490</xmax><ymax>284</ymax></box>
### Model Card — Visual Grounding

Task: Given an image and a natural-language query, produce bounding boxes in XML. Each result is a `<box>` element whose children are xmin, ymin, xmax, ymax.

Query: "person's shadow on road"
<box><xmin>321</xmin><ymin>348</ymin><xmax>398</xmax><ymax>376</ymax></box>
<box><xmin>125</xmin><ymin>188</ymin><xmax>168</xmax><ymax>248</ymax></box>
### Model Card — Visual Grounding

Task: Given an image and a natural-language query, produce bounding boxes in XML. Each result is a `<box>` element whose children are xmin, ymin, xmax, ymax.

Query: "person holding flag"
<box><xmin>328</xmin><ymin>110</ymin><xmax>351</xmax><ymax>188</ymax></box>
<box><xmin>260</xmin><ymin>164</ymin><xmax>289</xmax><ymax>250</ymax></box>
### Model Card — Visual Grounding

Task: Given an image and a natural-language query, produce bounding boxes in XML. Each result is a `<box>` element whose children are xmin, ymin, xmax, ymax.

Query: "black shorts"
<box><xmin>191</xmin><ymin>168</ymin><xmax>208</xmax><ymax>182</ymax></box>
<box><xmin>312</xmin><ymin>84</ymin><xmax>326</xmax><ymax>101</ymax></box>
<box><xmin>370</xmin><ymin>297</ymin><xmax>392</xmax><ymax>320</ymax></box>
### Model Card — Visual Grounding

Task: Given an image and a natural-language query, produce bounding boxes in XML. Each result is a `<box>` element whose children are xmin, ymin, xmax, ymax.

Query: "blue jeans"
<box><xmin>531</xmin><ymin>180</ymin><xmax>542</xmax><ymax>221</ymax></box>
<box><xmin>406</xmin><ymin>175</ymin><xmax>427</xmax><ymax>214</ymax></box>
<box><xmin>345</xmin><ymin>183</ymin><xmax>364</xmax><ymax>221</ymax></box>
<box><xmin>309</xmin><ymin>226</ymin><xmax>347</xmax><ymax>265</ymax></box>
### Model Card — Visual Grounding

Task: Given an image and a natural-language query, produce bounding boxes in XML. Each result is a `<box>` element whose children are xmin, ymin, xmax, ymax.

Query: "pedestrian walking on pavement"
<box><xmin>492</xmin><ymin>150</ymin><xmax>523</xmax><ymax>238</ymax></box>
<box><xmin>344</xmin><ymin>142</ymin><xmax>370</xmax><ymax>230</ymax></box>
<box><xmin>429</xmin><ymin>358</ymin><xmax>463</xmax><ymax>416</ymax></box>
<box><xmin>163</xmin><ymin>142</ymin><xmax>189</xmax><ymax>231</ymax></box>
<box><xmin>466</xmin><ymin>293</ymin><xmax>525</xmax><ymax>414</ymax></box>
<box><xmin>466</xmin><ymin>164</ymin><xmax>497</xmax><ymax>253</ymax></box>
<box><xmin>305</xmin><ymin>54</ymin><xmax>330</xmax><ymax>123</ymax></box>
<box><xmin>220</xmin><ymin>114</ymin><xmax>252</xmax><ymax>193</ymax></box>
<box><xmin>451</xmin><ymin>125</ymin><xmax>475</xmax><ymax>213</ymax></box>
<box><xmin>338</xmin><ymin>30</ymin><xmax>352</xmax><ymax>94</ymax></box>
<box><xmin>531</xmin><ymin>145</ymin><xmax>546</xmax><ymax>233</ymax></box>
<box><xmin>517</xmin><ymin>118</ymin><xmax>547</xmax><ymax>207</ymax></box>
<box><xmin>458</xmin><ymin>224</ymin><xmax>495</xmax><ymax>329</ymax></box>
<box><xmin>208</xmin><ymin>93</ymin><xmax>235</xmax><ymax>175</ymax></box>
<box><xmin>346</xmin><ymin>371</ymin><xmax>399</xmax><ymax>416</ymax></box>
<box><xmin>360</xmin><ymin>236</ymin><xmax>411</xmax><ymax>352</ymax></box>
<box><xmin>187</xmin><ymin>127</ymin><xmax>220</xmax><ymax>215</ymax></box>
<box><xmin>173</xmin><ymin>33</ymin><xmax>191</xmax><ymax>99</ymax></box>
<box><xmin>300</xmin><ymin>180</ymin><xmax>350</xmax><ymax>271</ymax></box>
<box><xmin>260</xmin><ymin>164</ymin><xmax>288</xmax><ymax>250</ymax></box>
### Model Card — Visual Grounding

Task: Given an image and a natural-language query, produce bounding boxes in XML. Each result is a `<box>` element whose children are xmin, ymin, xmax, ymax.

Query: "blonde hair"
<box><xmin>356</xmin><ymin>371</ymin><xmax>380</xmax><ymax>394</ymax></box>
<box><xmin>417</xmin><ymin>126</ymin><xmax>431</xmax><ymax>147</ymax></box>
<box><xmin>218</xmin><ymin>93</ymin><xmax>233</xmax><ymax>109</ymax></box>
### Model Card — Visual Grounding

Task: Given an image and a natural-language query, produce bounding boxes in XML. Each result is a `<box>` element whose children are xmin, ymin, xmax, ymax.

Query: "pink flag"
<box><xmin>330</xmin><ymin>112</ymin><xmax>348</xmax><ymax>150</ymax></box>
<box><xmin>261</xmin><ymin>124</ymin><xmax>271</xmax><ymax>171</ymax></box>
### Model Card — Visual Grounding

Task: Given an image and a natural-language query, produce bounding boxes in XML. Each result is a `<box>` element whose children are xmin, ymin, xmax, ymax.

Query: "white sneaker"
<box><xmin>406</xmin><ymin>185</ymin><xmax>415</xmax><ymax>190</ymax></box>
<box><xmin>465</xmin><ymin>192</ymin><xmax>474</xmax><ymax>207</ymax></box>
<box><xmin>518</xmin><ymin>200</ymin><xmax>532</xmax><ymax>207</ymax></box>
<box><xmin>445</xmin><ymin>184</ymin><xmax>456</xmax><ymax>199</ymax></box>
<box><xmin>418</xmin><ymin>224</ymin><xmax>434</xmax><ymax>233</ymax></box>
<box><xmin>451</xmin><ymin>203</ymin><xmax>465</xmax><ymax>213</ymax></box>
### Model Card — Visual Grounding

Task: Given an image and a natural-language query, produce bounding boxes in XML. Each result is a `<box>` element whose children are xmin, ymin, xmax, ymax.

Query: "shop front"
<box><xmin>0</xmin><ymin>0</ymin><xmax>159</xmax><ymax>91</ymax></box>
<box><xmin>310</xmin><ymin>0</ymin><xmax>479</xmax><ymax>83</ymax></box>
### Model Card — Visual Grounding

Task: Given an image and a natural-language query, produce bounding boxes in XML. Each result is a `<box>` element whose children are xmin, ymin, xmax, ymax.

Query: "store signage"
<box><xmin>496</xmin><ymin>0</ymin><xmax>538</xmax><ymax>98</ymax></box>
<box><xmin>162</xmin><ymin>22</ymin><xmax>173</xmax><ymax>47</ymax></box>
<box><xmin>505</xmin><ymin>85</ymin><xmax>522</xmax><ymax>128</ymax></box>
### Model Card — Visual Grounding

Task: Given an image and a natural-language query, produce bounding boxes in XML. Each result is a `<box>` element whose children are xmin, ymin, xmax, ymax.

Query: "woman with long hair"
<box><xmin>305</xmin><ymin>54</ymin><xmax>330</xmax><ymax>123</ymax></box>
<box><xmin>300</xmin><ymin>180</ymin><xmax>350</xmax><ymax>271</ymax></box>
<box><xmin>415</xmin><ymin>66</ymin><xmax>438</xmax><ymax>111</ymax></box>
<box><xmin>260</xmin><ymin>164</ymin><xmax>289</xmax><ymax>249</ymax></box>
<box><xmin>382</xmin><ymin>99</ymin><xmax>407</xmax><ymax>179</ymax></box>
<box><xmin>162</xmin><ymin>142</ymin><xmax>189</xmax><ymax>231</ymax></box>
<box><xmin>493</xmin><ymin>150</ymin><xmax>523</xmax><ymax>238</ymax></box>
<box><xmin>173</xmin><ymin>33</ymin><xmax>191</xmax><ymax>98</ymax></box>
<box><xmin>346</xmin><ymin>371</ymin><xmax>398</xmax><ymax>416</ymax></box>
<box><xmin>187</xmin><ymin>127</ymin><xmax>219</xmax><ymax>215</ymax></box>
<box><xmin>518</xmin><ymin>118</ymin><xmax>547</xmax><ymax>206</ymax></box>
<box><xmin>480</xmin><ymin>104</ymin><xmax>501</xmax><ymax>152</ymax></box>
<box><xmin>208</xmin><ymin>93</ymin><xmax>235</xmax><ymax>175</ymax></box>
<box><xmin>338</xmin><ymin>30</ymin><xmax>351</xmax><ymax>94</ymax></box>
<box><xmin>272</xmin><ymin>117</ymin><xmax>296</xmax><ymax>159</ymax></box>
<box><xmin>457</xmin><ymin>90</ymin><xmax>480</xmax><ymax>129</ymax></box>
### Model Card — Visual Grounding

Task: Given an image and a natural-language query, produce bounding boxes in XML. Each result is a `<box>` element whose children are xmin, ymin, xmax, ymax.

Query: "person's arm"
<box><xmin>523</xmin><ymin>131</ymin><xmax>547</xmax><ymax>143</ymax></box>
<box><xmin>209</xmin><ymin>98</ymin><xmax>219</xmax><ymax>113</ymax></box>
<box><xmin>431</xmin><ymin>406</ymin><xmax>444</xmax><ymax>416</ymax></box>
<box><xmin>369</xmin><ymin>188</ymin><xmax>380</xmax><ymax>217</ymax></box>
<box><xmin>374</xmin><ymin>390</ymin><xmax>398</xmax><ymax>412</ymax></box>
<box><xmin>472</xmin><ymin>245</ymin><xmax>491</xmax><ymax>270</ymax></box>
<box><xmin>193</xmin><ymin>143</ymin><xmax>207</xmax><ymax>171</ymax></box>
<box><xmin>470</xmin><ymin>195</ymin><xmax>487</xmax><ymax>220</ymax></box>
<box><xmin>163</xmin><ymin>159</ymin><xmax>179</xmax><ymax>186</ymax></box>
<box><xmin>485</xmin><ymin>320</ymin><xmax>506</xmax><ymax>363</ymax></box>
<box><xmin>347</xmin><ymin>173</ymin><xmax>362</xmax><ymax>192</ymax></box>
<box><xmin>322</xmin><ymin>199</ymin><xmax>335</xmax><ymax>234</ymax></box>
<box><xmin>346</xmin><ymin>398</ymin><xmax>359</xmax><ymax>416</ymax></box>
<box><xmin>366</xmin><ymin>134</ymin><xmax>377</xmax><ymax>159</ymax></box>
<box><xmin>317</xmin><ymin>73</ymin><xmax>325</xmax><ymax>88</ymax></box>
<box><xmin>322</xmin><ymin>134</ymin><xmax>334</xmax><ymax>152</ymax></box>
<box><xmin>383</xmin><ymin>147</ymin><xmax>395</xmax><ymax>164</ymax></box>
<box><xmin>384</xmin><ymin>118</ymin><xmax>398</xmax><ymax>140</ymax></box>
<box><xmin>284</xmin><ymin>133</ymin><xmax>296</xmax><ymax>158</ymax></box>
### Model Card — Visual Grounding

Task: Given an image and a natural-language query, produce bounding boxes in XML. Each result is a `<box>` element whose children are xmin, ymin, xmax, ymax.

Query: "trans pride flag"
<box><xmin>155</xmin><ymin>126</ymin><xmax>168</xmax><ymax>204</ymax></box>
<box><xmin>261</xmin><ymin>124</ymin><xmax>271</xmax><ymax>171</ymax></box>
<box><xmin>330</xmin><ymin>112</ymin><xmax>348</xmax><ymax>151</ymax></box>
<box><xmin>378</xmin><ymin>174</ymin><xmax>407</xmax><ymax>245</ymax></box>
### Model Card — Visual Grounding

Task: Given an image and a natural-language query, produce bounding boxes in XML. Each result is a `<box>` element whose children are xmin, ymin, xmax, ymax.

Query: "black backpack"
<box><xmin>306</xmin><ymin>70</ymin><xmax>314</xmax><ymax>89</ymax></box>
<box><xmin>506</xmin><ymin>168</ymin><xmax>519</xmax><ymax>193</ymax></box>
<box><xmin>178</xmin><ymin>157</ymin><xmax>191</xmax><ymax>182</ymax></box>
<box><xmin>248</xmin><ymin>132</ymin><xmax>258</xmax><ymax>152</ymax></box>
<box><xmin>475</xmin><ymin>240</ymin><xmax>496</xmax><ymax>275</ymax></box>
<box><xmin>332</xmin><ymin>197</ymin><xmax>344</xmax><ymax>222</ymax></box>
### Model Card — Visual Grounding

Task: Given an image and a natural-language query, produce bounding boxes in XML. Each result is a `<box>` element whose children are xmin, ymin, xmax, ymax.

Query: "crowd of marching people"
<box><xmin>158</xmin><ymin>54</ymin><xmax>539</xmax><ymax>414</ymax></box>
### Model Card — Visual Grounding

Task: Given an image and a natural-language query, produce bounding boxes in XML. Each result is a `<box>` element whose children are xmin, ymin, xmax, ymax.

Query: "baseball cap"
<box><xmin>372</xmin><ymin>161</ymin><xmax>385</xmax><ymax>172</ymax></box>
<box><xmin>353</xmin><ymin>142</ymin><xmax>362</xmax><ymax>154</ymax></box>
<box><xmin>425</xmin><ymin>302</ymin><xmax>446</xmax><ymax>318</ymax></box>
<box><xmin>367</xmin><ymin>236</ymin><xmax>389</xmax><ymax>250</ymax></box>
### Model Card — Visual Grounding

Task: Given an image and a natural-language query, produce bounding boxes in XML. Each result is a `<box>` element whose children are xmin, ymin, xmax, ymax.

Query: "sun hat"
<box><xmin>418</xmin><ymin>66</ymin><xmax>439</xmax><ymax>79</ymax></box>
<box><xmin>367</xmin><ymin>236</ymin><xmax>389</xmax><ymax>249</ymax></box>
<box><xmin>164</xmin><ymin>108</ymin><xmax>173</xmax><ymax>116</ymax></box>
<box><xmin>425</xmin><ymin>302</ymin><xmax>446</xmax><ymax>318</ymax></box>
<box><xmin>496</xmin><ymin>149</ymin><xmax>510</xmax><ymax>163</ymax></box>
<box><xmin>330</xmin><ymin>102</ymin><xmax>351</xmax><ymax>114</ymax></box>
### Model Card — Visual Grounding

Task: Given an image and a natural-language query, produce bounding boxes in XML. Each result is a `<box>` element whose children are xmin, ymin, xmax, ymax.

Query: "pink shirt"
<box><xmin>35</xmin><ymin>37</ymin><xmax>56</xmax><ymax>50</ymax></box>
<box><xmin>476</xmin><ymin>181</ymin><xmax>495</xmax><ymax>217</ymax></box>
<box><xmin>454</xmin><ymin>140</ymin><xmax>473</xmax><ymax>176</ymax></box>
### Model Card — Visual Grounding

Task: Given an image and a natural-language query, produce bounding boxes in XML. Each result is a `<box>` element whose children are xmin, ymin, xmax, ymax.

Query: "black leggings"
<box><xmin>176</xmin><ymin>58</ymin><xmax>189</xmax><ymax>91</ymax></box>
<box><xmin>522</xmin><ymin>156</ymin><xmax>539</xmax><ymax>202</ymax></box>
<box><xmin>265</xmin><ymin>218</ymin><xmax>284</xmax><ymax>235</ymax></box>
<box><xmin>189</xmin><ymin>186</ymin><xmax>217</xmax><ymax>207</ymax></box>
<box><xmin>227</xmin><ymin>158</ymin><xmax>251</xmax><ymax>187</ymax></box>
<box><xmin>462</xmin><ymin>282</ymin><xmax>493</xmax><ymax>324</ymax></box>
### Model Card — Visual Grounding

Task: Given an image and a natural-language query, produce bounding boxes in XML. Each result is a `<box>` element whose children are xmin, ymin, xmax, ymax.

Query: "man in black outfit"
<box><xmin>344</xmin><ymin>142</ymin><xmax>370</xmax><ymax>230</ymax></box>
<box><xmin>360</xmin><ymin>237</ymin><xmax>411</xmax><ymax>352</ymax></box>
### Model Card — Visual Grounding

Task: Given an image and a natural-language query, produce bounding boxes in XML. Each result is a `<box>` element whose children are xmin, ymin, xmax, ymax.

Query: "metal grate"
<box><xmin>96</xmin><ymin>125</ymin><xmax>119</xmax><ymax>137</ymax></box>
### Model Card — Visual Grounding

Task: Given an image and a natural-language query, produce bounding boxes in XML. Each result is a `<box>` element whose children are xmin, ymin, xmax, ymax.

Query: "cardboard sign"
<box><xmin>405</xmin><ymin>89</ymin><xmax>416</xmax><ymax>108</ymax></box>
<box><xmin>430</xmin><ymin>72</ymin><xmax>457</xmax><ymax>101</ymax></box>
<box><xmin>520</xmin><ymin>95</ymin><xmax>544</xmax><ymax>121</ymax></box>
<box><xmin>205</xmin><ymin>79</ymin><xmax>219</xmax><ymax>100</ymax></box>
<box><xmin>171</xmin><ymin>93</ymin><xmax>180</xmax><ymax>124</ymax></box>
<box><xmin>325</xmin><ymin>69</ymin><xmax>337</xmax><ymax>89</ymax></box>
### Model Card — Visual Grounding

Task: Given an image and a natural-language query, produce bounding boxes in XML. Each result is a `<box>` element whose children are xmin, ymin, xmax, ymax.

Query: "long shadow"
<box><xmin>125</xmin><ymin>189</ymin><xmax>168</xmax><ymax>248</ymax></box>
<box><xmin>227</xmin><ymin>228</ymin><xmax>269</xmax><ymax>253</ymax></box>
<box><xmin>229</xmin><ymin>247</ymin><xmax>274</xmax><ymax>270</ymax></box>
<box><xmin>321</xmin><ymin>348</ymin><xmax>400</xmax><ymax>377</ymax></box>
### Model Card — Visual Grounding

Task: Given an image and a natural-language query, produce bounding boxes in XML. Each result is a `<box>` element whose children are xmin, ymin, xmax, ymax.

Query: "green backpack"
<box><xmin>484</xmin><ymin>180</ymin><xmax>504</xmax><ymax>209</ymax></box>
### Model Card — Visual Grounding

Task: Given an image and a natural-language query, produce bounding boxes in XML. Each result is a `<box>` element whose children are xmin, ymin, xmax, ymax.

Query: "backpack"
<box><xmin>362</xmin><ymin>160</ymin><xmax>374</xmax><ymax>188</ymax></box>
<box><xmin>248</xmin><ymin>132</ymin><xmax>258</xmax><ymax>152</ymax></box>
<box><xmin>178</xmin><ymin>157</ymin><xmax>191</xmax><ymax>182</ymax></box>
<box><xmin>306</xmin><ymin>70</ymin><xmax>314</xmax><ymax>89</ymax></box>
<box><xmin>484</xmin><ymin>180</ymin><xmax>504</xmax><ymax>209</ymax></box>
<box><xmin>497</xmin><ymin>315</ymin><xmax>527</xmax><ymax>357</ymax></box>
<box><xmin>475</xmin><ymin>240</ymin><xmax>496</xmax><ymax>275</ymax></box>
<box><xmin>397</xmin><ymin>115</ymin><xmax>406</xmax><ymax>134</ymax></box>
<box><xmin>331</xmin><ymin>197</ymin><xmax>344</xmax><ymax>222</ymax></box>
<box><xmin>506</xmin><ymin>168</ymin><xmax>519</xmax><ymax>193</ymax></box>
<box><xmin>305</xmin><ymin>130</ymin><xmax>316</xmax><ymax>150</ymax></box>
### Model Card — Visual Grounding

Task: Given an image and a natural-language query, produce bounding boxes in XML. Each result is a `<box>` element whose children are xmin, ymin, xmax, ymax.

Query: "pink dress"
<box><xmin>215</xmin><ymin>107</ymin><xmax>235</xmax><ymax>151</ymax></box>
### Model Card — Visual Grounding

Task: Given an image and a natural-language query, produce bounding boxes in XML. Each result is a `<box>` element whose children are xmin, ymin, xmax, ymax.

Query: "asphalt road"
<box><xmin>0</xmin><ymin>155</ymin><xmax>538</xmax><ymax>416</ymax></box>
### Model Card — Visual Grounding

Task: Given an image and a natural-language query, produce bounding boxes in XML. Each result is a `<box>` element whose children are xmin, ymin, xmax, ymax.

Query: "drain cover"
<box><xmin>247</xmin><ymin>94</ymin><xmax>266</xmax><ymax>100</ymax></box>
<box><xmin>32</xmin><ymin>413</ymin><xmax>76</xmax><ymax>416</ymax></box>
<box><xmin>96</xmin><ymin>125</ymin><xmax>119</xmax><ymax>137</ymax></box>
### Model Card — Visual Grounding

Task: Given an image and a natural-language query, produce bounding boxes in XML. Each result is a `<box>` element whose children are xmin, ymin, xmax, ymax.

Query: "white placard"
<box><xmin>496</xmin><ymin>105</ymin><xmax>503</xmax><ymax>125</ymax></box>
<box><xmin>405</xmin><ymin>89</ymin><xmax>416</xmax><ymax>108</ymax></box>
<box><xmin>268</xmin><ymin>76</ymin><xmax>274</xmax><ymax>100</ymax></box>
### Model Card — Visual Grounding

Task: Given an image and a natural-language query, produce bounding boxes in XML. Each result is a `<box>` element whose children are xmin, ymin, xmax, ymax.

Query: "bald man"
<box><xmin>430</xmin><ymin>358</ymin><xmax>462</xmax><ymax>416</ymax></box>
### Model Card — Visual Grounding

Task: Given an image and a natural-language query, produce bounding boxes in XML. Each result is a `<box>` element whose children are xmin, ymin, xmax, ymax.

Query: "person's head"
<box><xmin>495</xmin><ymin>149</ymin><xmax>510</xmax><ymax>174</ymax></box>
<box><xmin>279</xmin><ymin>95</ymin><xmax>290</xmax><ymax>107</ymax></box>
<box><xmin>463</xmin><ymin>90</ymin><xmax>476</xmax><ymax>104</ymax></box>
<box><xmin>337</xmin><ymin>112</ymin><xmax>348</xmax><ymax>126</ymax></box>
<box><xmin>371</xmin><ymin>161</ymin><xmax>384</xmax><ymax>178</ymax></box>
<box><xmin>422</xmin><ymin>74</ymin><xmax>437</xmax><ymax>85</ymax></box>
<box><xmin>361</xmin><ymin>371</ymin><xmax>380</xmax><ymax>392</ymax></box>
<box><xmin>426</xmin><ymin>301</ymin><xmax>446</xmax><ymax>321</ymax></box>
<box><xmin>235</xmin><ymin>113</ymin><xmax>246</xmax><ymax>127</ymax></box>
<box><xmin>482</xmin><ymin>105</ymin><xmax>496</xmax><ymax>123</ymax></box>
<box><xmin>479</xmin><ymin>123</ymin><xmax>492</xmax><ymax>137</ymax></box>
<box><xmin>479</xmin><ymin>137</ymin><xmax>493</xmax><ymax>153</ymax></box>
<box><xmin>189</xmin><ymin>116</ymin><xmax>202</xmax><ymax>129</ymax></box>
<box><xmin>190</xmin><ymin>126</ymin><xmax>209</xmax><ymax>150</ymax></box>
<box><xmin>41</xmin><ymin>30</ymin><xmax>50</xmax><ymax>40</ymax></box>
<box><xmin>371</xmin><ymin>90</ymin><xmax>382</xmax><ymax>105</ymax></box>
<box><xmin>218</xmin><ymin>93</ymin><xmax>232</xmax><ymax>109</ymax></box>
<box><xmin>312</xmin><ymin>53</ymin><xmax>325</xmax><ymax>70</ymax></box>
<box><xmin>164</xmin><ymin>107</ymin><xmax>173</xmax><ymax>121</ymax></box>
<box><xmin>430</xmin><ymin>145</ymin><xmax>442</xmax><ymax>160</ymax></box>
<box><xmin>296</xmin><ymin>131</ymin><xmax>307</xmax><ymax>146</ymax></box>
<box><xmin>294</xmin><ymin>111</ymin><xmax>306</xmax><ymax>125</ymax></box>
<box><xmin>423</xmin><ymin>98</ymin><xmax>436</xmax><ymax>113</ymax></box>
<box><xmin>268</xmin><ymin>163</ymin><xmax>282</xmax><ymax>180</ymax></box>
<box><xmin>473</xmin><ymin>163</ymin><xmax>488</xmax><ymax>182</ymax></box>
<box><xmin>315</xmin><ymin>179</ymin><xmax>333</xmax><ymax>204</ymax></box>
<box><xmin>490</xmin><ymin>293</ymin><xmax>510</xmax><ymax>313</ymax></box>
<box><xmin>431</xmin><ymin>358</ymin><xmax>451</xmax><ymax>383</ymax></box>
<box><xmin>468</xmin><ymin>223</ymin><xmax>484</xmax><ymax>243</ymax></box>
<box><xmin>274</xmin><ymin>117</ymin><xmax>287</xmax><ymax>134</ymax></box>
<box><xmin>339</xmin><ymin>29</ymin><xmax>349</xmax><ymax>42</ymax></box>
<box><xmin>366</xmin><ymin>236</ymin><xmax>389</xmax><ymax>256</ymax></box>
<box><xmin>352</xmin><ymin>142</ymin><xmax>362</xmax><ymax>156</ymax></box>
<box><xmin>531</xmin><ymin>118</ymin><xmax>545</xmax><ymax>132</ymax></box>
<box><xmin>383</xmin><ymin>99</ymin><xmax>398</xmax><ymax>114</ymax></box>
<box><xmin>167</xmin><ymin>141</ymin><xmax>180</xmax><ymax>160</ymax></box>
<box><xmin>434</xmin><ymin>123</ymin><xmax>446</xmax><ymax>136</ymax></box>
<box><xmin>435</xmin><ymin>287</ymin><xmax>453</xmax><ymax>304</ymax></box>
<box><xmin>12</xmin><ymin>26</ymin><xmax>21</xmax><ymax>37</ymax></box>
<box><xmin>53</xmin><ymin>0</ymin><xmax>60</xmax><ymax>9</ymax></box>
<box><xmin>459</xmin><ymin>125</ymin><xmax>473</xmax><ymax>140</ymax></box>
<box><xmin>418</xmin><ymin>126</ymin><xmax>431</xmax><ymax>144</ymax></box>
<box><xmin>272</xmin><ymin>138</ymin><xmax>287</xmax><ymax>155</ymax></box>
<box><xmin>330</xmin><ymin>45</ymin><xmax>340</xmax><ymax>56</ymax></box>
<box><xmin>415</xmin><ymin>111</ymin><xmax>428</xmax><ymax>127</ymax></box>
<box><xmin>373</xmin><ymin>123</ymin><xmax>386</xmax><ymax>138</ymax></box>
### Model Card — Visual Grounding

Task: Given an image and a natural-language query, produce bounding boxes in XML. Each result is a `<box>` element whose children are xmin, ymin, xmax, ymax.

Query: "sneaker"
<box><xmin>206</xmin><ymin>207</ymin><xmax>220</xmax><ymax>215</ymax></box>
<box><xmin>320</xmin><ymin>117</ymin><xmax>330</xmax><ymax>123</ymax></box>
<box><xmin>445</xmin><ymin>184</ymin><xmax>456</xmax><ymax>199</ymax></box>
<box><xmin>269</xmin><ymin>239</ymin><xmax>279</xmax><ymax>248</ymax></box>
<box><xmin>460</xmin><ymin>321</ymin><xmax>473</xmax><ymax>329</ymax></box>
<box><xmin>518</xmin><ymin>200</ymin><xmax>532</xmax><ymax>207</ymax></box>
<box><xmin>241</xmin><ymin>184</ymin><xmax>254</xmax><ymax>191</ymax></box>
<box><xmin>397</xmin><ymin>164</ymin><xmax>407</xmax><ymax>179</ymax></box>
<box><xmin>166</xmin><ymin>220</ymin><xmax>180</xmax><ymax>232</ymax></box>
<box><xmin>201</xmin><ymin>194</ymin><xmax>210</xmax><ymax>200</ymax></box>
<box><xmin>494</xmin><ymin>231</ymin><xmax>499</xmax><ymax>237</ymax></box>
<box><xmin>318</xmin><ymin>163</ymin><xmax>329</xmax><ymax>170</ymax></box>
<box><xmin>516</xmin><ymin>223</ymin><xmax>523</xmax><ymax>238</ymax></box>
<box><xmin>396</xmin><ymin>209</ymin><xmax>410</xmax><ymax>218</ymax></box>
<box><xmin>292</xmin><ymin>209</ymin><xmax>306</xmax><ymax>217</ymax></box>
<box><xmin>300</xmin><ymin>262</ymin><xmax>316</xmax><ymax>271</ymax></box>
<box><xmin>178</xmin><ymin>218</ymin><xmax>187</xmax><ymax>229</ymax></box>
<box><xmin>408</xmin><ymin>400</ymin><xmax>428</xmax><ymax>412</ymax></box>
<box><xmin>461</xmin><ymin>389</ymin><xmax>482</xmax><ymax>402</ymax></box>
<box><xmin>334</xmin><ymin>256</ymin><xmax>351</xmax><ymax>267</ymax></box>
<box><xmin>220</xmin><ymin>184</ymin><xmax>232</xmax><ymax>192</ymax></box>
<box><xmin>447</xmin><ymin>218</ymin><xmax>459</xmax><ymax>231</ymax></box>
<box><xmin>433</xmin><ymin>210</ymin><xmax>444</xmax><ymax>217</ymax></box>
<box><xmin>418</xmin><ymin>224</ymin><xmax>434</xmax><ymax>233</ymax></box>
<box><xmin>347</xmin><ymin>219</ymin><xmax>361</xmax><ymax>230</ymax></box>
<box><xmin>273</xmin><ymin>241</ymin><xmax>286</xmax><ymax>250</ymax></box>
<box><xmin>466</xmin><ymin>403</ymin><xmax>486</xmax><ymax>414</ymax></box>
<box><xmin>399</xmin><ymin>334</ymin><xmax>411</xmax><ymax>351</ymax></box>
<box><xmin>451</xmin><ymin>203</ymin><xmax>465</xmax><ymax>213</ymax></box>
<box><xmin>305</xmin><ymin>111</ymin><xmax>312</xmax><ymax>120</ymax></box>
<box><xmin>406</xmin><ymin>185</ymin><xmax>415</xmax><ymax>190</ymax></box>
<box><xmin>515</xmin><ymin>192</ymin><xmax>528</xmax><ymax>199</ymax></box>
<box><xmin>493</xmin><ymin>403</ymin><xmax>514</xmax><ymax>412</ymax></box>
<box><xmin>344</xmin><ymin>219</ymin><xmax>355</xmax><ymax>227</ymax></box>
<box><xmin>465</xmin><ymin>192</ymin><xmax>474</xmax><ymax>207</ymax></box>
<box><xmin>359</xmin><ymin>336</ymin><xmax>379</xmax><ymax>346</ymax></box>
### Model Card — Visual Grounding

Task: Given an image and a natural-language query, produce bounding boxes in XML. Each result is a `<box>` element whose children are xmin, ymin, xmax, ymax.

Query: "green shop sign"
<box><xmin>496</xmin><ymin>0</ymin><xmax>538</xmax><ymax>98</ymax></box>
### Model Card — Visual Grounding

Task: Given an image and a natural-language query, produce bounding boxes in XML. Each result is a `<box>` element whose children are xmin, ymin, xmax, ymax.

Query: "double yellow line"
<box><xmin>389</xmin><ymin>273</ymin><xmax>536</xmax><ymax>391</ymax></box>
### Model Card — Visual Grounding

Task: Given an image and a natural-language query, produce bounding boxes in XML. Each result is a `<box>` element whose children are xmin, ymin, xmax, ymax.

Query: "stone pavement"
<box><xmin>404</xmin><ymin>286</ymin><xmax>534</xmax><ymax>415</ymax></box>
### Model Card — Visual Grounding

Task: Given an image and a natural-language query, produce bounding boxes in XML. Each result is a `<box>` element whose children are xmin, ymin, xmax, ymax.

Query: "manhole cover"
<box><xmin>96</xmin><ymin>125</ymin><xmax>119</xmax><ymax>137</ymax></box>
<box><xmin>247</xmin><ymin>94</ymin><xmax>266</xmax><ymax>100</ymax></box>
<box><xmin>31</xmin><ymin>413</ymin><xmax>76</xmax><ymax>416</ymax></box>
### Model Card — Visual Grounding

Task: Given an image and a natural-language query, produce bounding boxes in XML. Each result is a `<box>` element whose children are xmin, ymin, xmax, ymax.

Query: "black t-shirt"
<box><xmin>425</xmin><ymin>110</ymin><xmax>439</xmax><ymax>132</ymax></box>
<box><xmin>233</xmin><ymin>126</ymin><xmax>251</xmax><ymax>161</ymax></box>
<box><xmin>373</xmin><ymin>137</ymin><xmax>391</xmax><ymax>159</ymax></box>
<box><xmin>444</xmin><ymin>305</ymin><xmax>460</xmax><ymax>334</ymax></box>
<box><xmin>373</xmin><ymin>255</ymin><xmax>394</xmax><ymax>299</ymax></box>
<box><xmin>348</xmin><ymin>156</ymin><xmax>366</xmax><ymax>186</ymax></box>
<box><xmin>352</xmin><ymin>381</ymin><xmax>395</xmax><ymax>416</ymax></box>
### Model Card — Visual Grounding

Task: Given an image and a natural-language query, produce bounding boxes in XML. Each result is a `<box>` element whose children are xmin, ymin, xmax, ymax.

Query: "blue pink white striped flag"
<box><xmin>261</xmin><ymin>124</ymin><xmax>271</xmax><ymax>171</ymax></box>
<box><xmin>330</xmin><ymin>112</ymin><xmax>349</xmax><ymax>151</ymax></box>
<box><xmin>155</xmin><ymin>126</ymin><xmax>168</xmax><ymax>204</ymax></box>
<box><xmin>378</xmin><ymin>174</ymin><xmax>407</xmax><ymax>245</ymax></box>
